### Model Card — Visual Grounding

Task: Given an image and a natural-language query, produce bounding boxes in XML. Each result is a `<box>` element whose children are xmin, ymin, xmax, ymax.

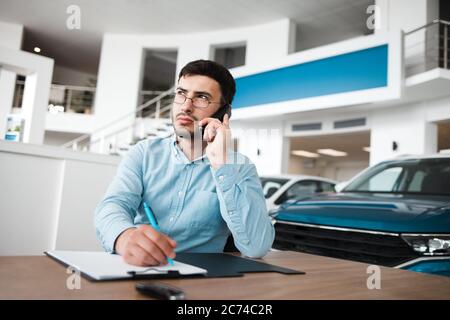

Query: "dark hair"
<box><xmin>178</xmin><ymin>60</ymin><xmax>236</xmax><ymax>106</ymax></box>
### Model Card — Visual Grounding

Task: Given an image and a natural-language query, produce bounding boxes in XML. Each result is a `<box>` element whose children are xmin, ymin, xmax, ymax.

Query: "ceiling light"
<box><xmin>317</xmin><ymin>149</ymin><xmax>347</xmax><ymax>157</ymax></box>
<box><xmin>291</xmin><ymin>150</ymin><xmax>319</xmax><ymax>158</ymax></box>
<box><xmin>34</xmin><ymin>47</ymin><xmax>41</xmax><ymax>53</ymax></box>
<box><xmin>363</xmin><ymin>147</ymin><xmax>371</xmax><ymax>152</ymax></box>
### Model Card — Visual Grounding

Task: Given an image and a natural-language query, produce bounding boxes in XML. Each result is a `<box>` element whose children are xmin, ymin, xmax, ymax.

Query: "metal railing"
<box><xmin>138</xmin><ymin>90</ymin><xmax>174</xmax><ymax>118</ymax></box>
<box><xmin>61</xmin><ymin>86</ymin><xmax>175</xmax><ymax>153</ymax></box>
<box><xmin>404</xmin><ymin>19</ymin><xmax>450</xmax><ymax>77</ymax></box>
<box><xmin>14</xmin><ymin>81</ymin><xmax>175</xmax><ymax>117</ymax></box>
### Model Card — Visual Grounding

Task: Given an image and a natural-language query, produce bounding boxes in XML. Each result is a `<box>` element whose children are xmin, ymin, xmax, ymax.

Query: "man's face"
<box><xmin>171</xmin><ymin>75</ymin><xmax>222</xmax><ymax>138</ymax></box>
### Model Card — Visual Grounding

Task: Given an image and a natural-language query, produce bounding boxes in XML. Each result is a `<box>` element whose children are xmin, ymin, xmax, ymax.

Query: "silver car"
<box><xmin>260</xmin><ymin>174</ymin><xmax>337</xmax><ymax>212</ymax></box>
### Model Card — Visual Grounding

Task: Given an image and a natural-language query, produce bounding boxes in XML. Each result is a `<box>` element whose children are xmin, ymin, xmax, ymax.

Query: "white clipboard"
<box><xmin>45</xmin><ymin>250</ymin><xmax>207</xmax><ymax>281</ymax></box>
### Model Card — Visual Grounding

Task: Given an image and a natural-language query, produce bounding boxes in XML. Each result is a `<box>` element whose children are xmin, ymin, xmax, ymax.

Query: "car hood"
<box><xmin>274</xmin><ymin>192</ymin><xmax>450</xmax><ymax>233</ymax></box>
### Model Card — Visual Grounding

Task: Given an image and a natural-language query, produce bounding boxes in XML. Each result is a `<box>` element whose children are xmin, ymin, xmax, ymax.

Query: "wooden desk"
<box><xmin>1</xmin><ymin>251</ymin><xmax>450</xmax><ymax>299</ymax></box>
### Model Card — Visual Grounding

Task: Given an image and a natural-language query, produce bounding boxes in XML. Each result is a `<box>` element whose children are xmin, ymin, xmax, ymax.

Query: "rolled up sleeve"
<box><xmin>211</xmin><ymin>159</ymin><xmax>275</xmax><ymax>258</ymax></box>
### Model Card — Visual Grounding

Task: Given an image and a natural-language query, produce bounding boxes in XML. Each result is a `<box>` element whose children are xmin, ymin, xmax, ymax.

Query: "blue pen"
<box><xmin>143</xmin><ymin>201</ymin><xmax>174</xmax><ymax>266</ymax></box>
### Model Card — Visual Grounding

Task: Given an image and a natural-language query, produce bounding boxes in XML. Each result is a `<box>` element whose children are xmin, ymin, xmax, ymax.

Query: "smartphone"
<box><xmin>136</xmin><ymin>282</ymin><xmax>186</xmax><ymax>300</ymax></box>
<box><xmin>199</xmin><ymin>104</ymin><xmax>231</xmax><ymax>140</ymax></box>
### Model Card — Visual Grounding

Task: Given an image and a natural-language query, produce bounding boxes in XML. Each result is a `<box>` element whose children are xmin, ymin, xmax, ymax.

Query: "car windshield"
<box><xmin>343</xmin><ymin>158</ymin><xmax>450</xmax><ymax>196</ymax></box>
<box><xmin>260</xmin><ymin>178</ymin><xmax>289</xmax><ymax>199</ymax></box>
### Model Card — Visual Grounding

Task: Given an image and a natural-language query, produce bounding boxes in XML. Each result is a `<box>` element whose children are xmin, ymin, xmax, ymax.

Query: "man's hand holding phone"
<box><xmin>198</xmin><ymin>113</ymin><xmax>232</xmax><ymax>169</ymax></box>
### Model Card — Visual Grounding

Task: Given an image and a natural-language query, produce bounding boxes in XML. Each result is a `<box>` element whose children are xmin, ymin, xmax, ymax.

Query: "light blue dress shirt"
<box><xmin>94</xmin><ymin>135</ymin><xmax>274</xmax><ymax>258</ymax></box>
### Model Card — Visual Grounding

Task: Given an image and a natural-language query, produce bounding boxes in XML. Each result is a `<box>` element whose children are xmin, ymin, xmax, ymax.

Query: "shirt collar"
<box><xmin>170</xmin><ymin>134</ymin><xmax>209</xmax><ymax>164</ymax></box>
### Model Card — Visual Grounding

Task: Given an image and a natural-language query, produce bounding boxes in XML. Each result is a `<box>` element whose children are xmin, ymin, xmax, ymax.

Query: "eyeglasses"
<box><xmin>173</xmin><ymin>90</ymin><xmax>221</xmax><ymax>109</ymax></box>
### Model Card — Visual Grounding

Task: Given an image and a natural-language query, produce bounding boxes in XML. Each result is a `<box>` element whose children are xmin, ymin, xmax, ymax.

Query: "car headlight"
<box><xmin>401</xmin><ymin>235</ymin><xmax>450</xmax><ymax>256</ymax></box>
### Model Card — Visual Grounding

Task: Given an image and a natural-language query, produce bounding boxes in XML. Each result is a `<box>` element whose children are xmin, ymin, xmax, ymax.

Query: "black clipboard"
<box><xmin>174</xmin><ymin>253</ymin><xmax>305</xmax><ymax>278</ymax></box>
<box><xmin>126</xmin><ymin>253</ymin><xmax>304</xmax><ymax>279</ymax></box>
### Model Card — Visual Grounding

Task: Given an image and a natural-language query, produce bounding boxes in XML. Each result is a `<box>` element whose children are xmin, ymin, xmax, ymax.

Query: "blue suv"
<box><xmin>272</xmin><ymin>155</ymin><xmax>450</xmax><ymax>277</ymax></box>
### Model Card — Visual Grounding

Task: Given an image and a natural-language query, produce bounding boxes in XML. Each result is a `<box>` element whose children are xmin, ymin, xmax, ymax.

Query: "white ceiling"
<box><xmin>290</xmin><ymin>131</ymin><xmax>371</xmax><ymax>161</ymax></box>
<box><xmin>0</xmin><ymin>0</ymin><xmax>373</xmax><ymax>74</ymax></box>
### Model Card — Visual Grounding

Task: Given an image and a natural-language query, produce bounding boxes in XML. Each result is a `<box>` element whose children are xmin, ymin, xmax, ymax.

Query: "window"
<box><xmin>319</xmin><ymin>182</ymin><xmax>336</xmax><ymax>192</ymax></box>
<box><xmin>274</xmin><ymin>180</ymin><xmax>319</xmax><ymax>205</ymax></box>
<box><xmin>343</xmin><ymin>158</ymin><xmax>450</xmax><ymax>195</ymax></box>
<box><xmin>371</xmin><ymin>167</ymin><xmax>403</xmax><ymax>191</ymax></box>
<box><xmin>260</xmin><ymin>178</ymin><xmax>289</xmax><ymax>199</ymax></box>
<box><xmin>212</xmin><ymin>44</ymin><xmax>246</xmax><ymax>69</ymax></box>
<box><xmin>407</xmin><ymin>170</ymin><xmax>426</xmax><ymax>192</ymax></box>
<box><xmin>351</xmin><ymin>167</ymin><xmax>403</xmax><ymax>192</ymax></box>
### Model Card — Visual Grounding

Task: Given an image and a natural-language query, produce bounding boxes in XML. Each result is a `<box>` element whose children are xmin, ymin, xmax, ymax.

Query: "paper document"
<box><xmin>46</xmin><ymin>250</ymin><xmax>207</xmax><ymax>280</ymax></box>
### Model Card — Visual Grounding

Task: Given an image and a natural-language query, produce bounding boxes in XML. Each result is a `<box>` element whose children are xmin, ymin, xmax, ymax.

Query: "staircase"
<box><xmin>62</xmin><ymin>86</ymin><xmax>175</xmax><ymax>155</ymax></box>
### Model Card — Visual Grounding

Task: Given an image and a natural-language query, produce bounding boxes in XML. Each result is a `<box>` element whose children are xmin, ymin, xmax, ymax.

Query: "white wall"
<box><xmin>370</xmin><ymin>95</ymin><xmax>450</xmax><ymax>165</ymax></box>
<box><xmin>289</xmin><ymin>157</ymin><xmax>369</xmax><ymax>182</ymax></box>
<box><xmin>0</xmin><ymin>21</ymin><xmax>23</xmax><ymax>139</ymax></box>
<box><xmin>231</xmin><ymin>119</ymin><xmax>288</xmax><ymax>176</ymax></box>
<box><xmin>0</xmin><ymin>141</ymin><xmax>120</xmax><ymax>255</ymax></box>
<box><xmin>0</xmin><ymin>21</ymin><xmax>23</xmax><ymax>49</ymax></box>
<box><xmin>376</xmin><ymin>0</ymin><xmax>438</xmax><ymax>33</ymax></box>
<box><xmin>54</xmin><ymin>159</ymin><xmax>118</xmax><ymax>251</ymax></box>
<box><xmin>0</xmin><ymin>45</ymin><xmax>54</xmax><ymax>144</ymax></box>
<box><xmin>376</xmin><ymin>0</ymin><xmax>440</xmax><ymax>74</ymax></box>
<box><xmin>46</xmin><ymin>112</ymin><xmax>94</xmax><ymax>134</ymax></box>
<box><xmin>44</xmin><ymin>131</ymin><xmax>84</xmax><ymax>146</ymax></box>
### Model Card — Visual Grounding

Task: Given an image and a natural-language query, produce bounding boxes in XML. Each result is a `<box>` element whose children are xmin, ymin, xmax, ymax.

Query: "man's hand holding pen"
<box><xmin>115</xmin><ymin>225</ymin><xmax>177</xmax><ymax>267</ymax></box>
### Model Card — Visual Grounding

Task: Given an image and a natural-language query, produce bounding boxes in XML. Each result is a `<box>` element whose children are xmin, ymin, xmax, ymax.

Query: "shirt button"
<box><xmin>242</xmin><ymin>239</ymin><xmax>250</xmax><ymax>245</ymax></box>
<box><xmin>169</xmin><ymin>217</ymin><xmax>175</xmax><ymax>222</ymax></box>
<box><xmin>229</xmin><ymin>211</ymin><xmax>234</xmax><ymax>215</ymax></box>
<box><xmin>219</xmin><ymin>175</ymin><xmax>225</xmax><ymax>181</ymax></box>
<box><xmin>178</xmin><ymin>191</ymin><xmax>183</xmax><ymax>197</ymax></box>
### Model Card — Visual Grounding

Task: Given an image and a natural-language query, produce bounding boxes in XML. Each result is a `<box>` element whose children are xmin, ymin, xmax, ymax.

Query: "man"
<box><xmin>94</xmin><ymin>60</ymin><xmax>274</xmax><ymax>266</ymax></box>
